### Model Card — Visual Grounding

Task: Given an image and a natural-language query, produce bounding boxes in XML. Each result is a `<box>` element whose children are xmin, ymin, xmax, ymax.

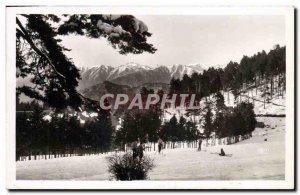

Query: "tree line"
<box><xmin>114</xmin><ymin>91</ymin><xmax>257</xmax><ymax>149</ymax></box>
<box><xmin>115</xmin><ymin>109</ymin><xmax>201</xmax><ymax>150</ymax></box>
<box><xmin>170</xmin><ymin>45</ymin><xmax>286</xmax><ymax>102</ymax></box>
<box><xmin>114</xmin><ymin>87</ymin><xmax>163</xmax><ymax>149</ymax></box>
<box><xmin>16</xmin><ymin>104</ymin><xmax>113</xmax><ymax>161</ymax></box>
<box><xmin>114</xmin><ymin>87</ymin><xmax>201</xmax><ymax>149</ymax></box>
<box><xmin>160</xmin><ymin>115</ymin><xmax>200</xmax><ymax>148</ymax></box>
<box><xmin>202</xmin><ymin>92</ymin><xmax>257</xmax><ymax>140</ymax></box>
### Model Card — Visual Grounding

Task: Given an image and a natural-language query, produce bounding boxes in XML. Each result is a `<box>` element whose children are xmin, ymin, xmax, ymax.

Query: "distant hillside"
<box><xmin>81</xmin><ymin>81</ymin><xmax>169</xmax><ymax>101</ymax></box>
<box><xmin>80</xmin><ymin>81</ymin><xmax>134</xmax><ymax>101</ymax></box>
<box><xmin>162</xmin><ymin>79</ymin><xmax>285</xmax><ymax>127</ymax></box>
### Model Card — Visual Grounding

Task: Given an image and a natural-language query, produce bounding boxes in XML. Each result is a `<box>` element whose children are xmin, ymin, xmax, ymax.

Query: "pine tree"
<box><xmin>215</xmin><ymin>92</ymin><xmax>225</xmax><ymax>111</ymax></box>
<box><xmin>28</xmin><ymin>103</ymin><xmax>45</xmax><ymax>160</ymax></box>
<box><xmin>16</xmin><ymin>14</ymin><xmax>157</xmax><ymax>110</ymax></box>
<box><xmin>202</xmin><ymin>105</ymin><xmax>213</xmax><ymax>140</ymax></box>
<box><xmin>16</xmin><ymin>111</ymin><xmax>30</xmax><ymax>160</ymax></box>
<box><xmin>48</xmin><ymin>113</ymin><xmax>65</xmax><ymax>158</ymax></box>
<box><xmin>185</xmin><ymin>121</ymin><xmax>199</xmax><ymax>142</ymax></box>
<box><xmin>65</xmin><ymin>116</ymin><xmax>82</xmax><ymax>155</ymax></box>
<box><xmin>84</xmin><ymin>111</ymin><xmax>113</xmax><ymax>153</ymax></box>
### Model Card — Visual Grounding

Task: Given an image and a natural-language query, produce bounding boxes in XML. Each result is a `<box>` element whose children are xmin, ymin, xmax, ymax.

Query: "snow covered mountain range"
<box><xmin>78</xmin><ymin>62</ymin><xmax>206</xmax><ymax>90</ymax></box>
<box><xmin>16</xmin><ymin>62</ymin><xmax>206</xmax><ymax>102</ymax></box>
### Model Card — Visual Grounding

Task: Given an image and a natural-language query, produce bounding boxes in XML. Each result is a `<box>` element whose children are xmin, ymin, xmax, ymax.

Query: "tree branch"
<box><xmin>16</xmin><ymin>17</ymin><xmax>66</xmax><ymax>79</ymax></box>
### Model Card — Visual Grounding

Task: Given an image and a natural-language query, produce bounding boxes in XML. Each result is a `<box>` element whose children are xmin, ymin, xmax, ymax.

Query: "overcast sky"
<box><xmin>61</xmin><ymin>15</ymin><xmax>285</xmax><ymax>68</ymax></box>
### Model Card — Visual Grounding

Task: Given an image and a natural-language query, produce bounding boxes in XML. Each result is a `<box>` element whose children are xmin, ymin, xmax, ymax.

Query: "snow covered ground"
<box><xmin>16</xmin><ymin>117</ymin><xmax>285</xmax><ymax>180</ymax></box>
<box><xmin>149</xmin><ymin>117</ymin><xmax>285</xmax><ymax>180</ymax></box>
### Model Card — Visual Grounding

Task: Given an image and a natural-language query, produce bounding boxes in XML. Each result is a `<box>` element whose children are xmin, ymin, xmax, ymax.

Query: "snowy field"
<box><xmin>16</xmin><ymin>117</ymin><xmax>285</xmax><ymax>180</ymax></box>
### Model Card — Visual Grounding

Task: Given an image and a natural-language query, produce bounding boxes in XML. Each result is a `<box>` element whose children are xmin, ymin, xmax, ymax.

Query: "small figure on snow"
<box><xmin>132</xmin><ymin>141</ymin><xmax>138</xmax><ymax>159</ymax></box>
<box><xmin>198</xmin><ymin>139</ymin><xmax>202</xmax><ymax>151</ymax></box>
<box><xmin>138</xmin><ymin>144</ymin><xmax>144</xmax><ymax>160</ymax></box>
<box><xmin>219</xmin><ymin>148</ymin><xmax>226</xmax><ymax>156</ymax></box>
<box><xmin>210</xmin><ymin>148</ymin><xmax>232</xmax><ymax>157</ymax></box>
<box><xmin>158</xmin><ymin>138</ymin><xmax>164</xmax><ymax>154</ymax></box>
<box><xmin>143</xmin><ymin>133</ymin><xmax>149</xmax><ymax>143</ymax></box>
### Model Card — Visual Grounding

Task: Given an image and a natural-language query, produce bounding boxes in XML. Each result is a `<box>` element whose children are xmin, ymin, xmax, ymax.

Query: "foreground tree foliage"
<box><xmin>16</xmin><ymin>14</ymin><xmax>156</xmax><ymax>160</ymax></box>
<box><xmin>16</xmin><ymin>14</ymin><xmax>156</xmax><ymax>110</ymax></box>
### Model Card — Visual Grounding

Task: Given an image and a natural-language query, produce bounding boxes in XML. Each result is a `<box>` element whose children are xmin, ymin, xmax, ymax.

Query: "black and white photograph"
<box><xmin>5</xmin><ymin>6</ymin><xmax>295</xmax><ymax>190</ymax></box>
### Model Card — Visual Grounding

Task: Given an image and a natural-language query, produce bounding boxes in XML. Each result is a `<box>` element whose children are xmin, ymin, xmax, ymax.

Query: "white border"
<box><xmin>6</xmin><ymin>6</ymin><xmax>295</xmax><ymax>190</ymax></box>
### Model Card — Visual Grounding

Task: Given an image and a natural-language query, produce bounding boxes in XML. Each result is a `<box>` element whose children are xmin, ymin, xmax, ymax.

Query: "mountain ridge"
<box><xmin>78</xmin><ymin>62</ymin><xmax>206</xmax><ymax>90</ymax></box>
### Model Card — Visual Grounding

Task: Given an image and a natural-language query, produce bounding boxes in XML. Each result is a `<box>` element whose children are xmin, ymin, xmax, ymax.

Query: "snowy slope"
<box><xmin>149</xmin><ymin>117</ymin><xmax>285</xmax><ymax>180</ymax></box>
<box><xmin>162</xmin><ymin>84</ymin><xmax>285</xmax><ymax>126</ymax></box>
<box><xmin>78</xmin><ymin>65</ymin><xmax>114</xmax><ymax>90</ymax></box>
<box><xmin>222</xmin><ymin>87</ymin><xmax>285</xmax><ymax>115</ymax></box>
<box><xmin>168</xmin><ymin>64</ymin><xmax>205</xmax><ymax>79</ymax></box>
<box><xmin>16</xmin><ymin>117</ymin><xmax>285</xmax><ymax>180</ymax></box>
<box><xmin>106</xmin><ymin>62</ymin><xmax>152</xmax><ymax>80</ymax></box>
